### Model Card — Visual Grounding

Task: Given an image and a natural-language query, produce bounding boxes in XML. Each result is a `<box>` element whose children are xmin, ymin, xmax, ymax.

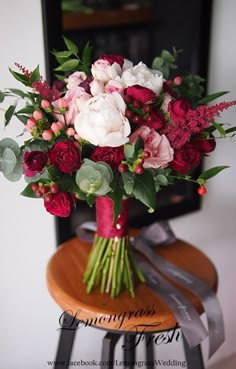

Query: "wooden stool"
<box><xmin>47</xmin><ymin>236</ymin><xmax>218</xmax><ymax>369</ymax></box>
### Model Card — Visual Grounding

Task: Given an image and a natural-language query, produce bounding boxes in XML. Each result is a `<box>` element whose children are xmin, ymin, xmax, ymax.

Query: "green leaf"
<box><xmin>29</xmin><ymin>65</ymin><xmax>40</xmax><ymax>84</ymax></box>
<box><xmin>15</xmin><ymin>114</ymin><xmax>30</xmax><ymax>124</ymax></box>
<box><xmin>21</xmin><ymin>183</ymin><xmax>39</xmax><ymax>198</ymax></box>
<box><xmin>16</xmin><ymin>106</ymin><xmax>35</xmax><ymax>115</ymax></box>
<box><xmin>82</xmin><ymin>42</ymin><xmax>92</xmax><ymax>74</ymax></box>
<box><xmin>211</xmin><ymin>121</ymin><xmax>226</xmax><ymax>137</ymax></box>
<box><xmin>51</xmin><ymin>50</ymin><xmax>73</xmax><ymax>58</ymax></box>
<box><xmin>4</xmin><ymin>103</ymin><xmax>17</xmax><ymax>127</ymax></box>
<box><xmin>197</xmin><ymin>91</ymin><xmax>229</xmax><ymax>105</ymax></box>
<box><xmin>199</xmin><ymin>165</ymin><xmax>230</xmax><ymax>180</ymax></box>
<box><xmin>133</xmin><ymin>171</ymin><xmax>156</xmax><ymax>209</ymax></box>
<box><xmin>108</xmin><ymin>189</ymin><xmax>123</xmax><ymax>223</ymax></box>
<box><xmin>9</xmin><ymin>68</ymin><xmax>31</xmax><ymax>86</ymax></box>
<box><xmin>46</xmin><ymin>165</ymin><xmax>61</xmax><ymax>180</ymax></box>
<box><xmin>54</xmin><ymin>59</ymin><xmax>80</xmax><ymax>72</ymax></box>
<box><xmin>1</xmin><ymin>148</ymin><xmax>17</xmax><ymax>175</ymax></box>
<box><xmin>0</xmin><ymin>90</ymin><xmax>5</xmax><ymax>102</ymax></box>
<box><xmin>122</xmin><ymin>172</ymin><xmax>135</xmax><ymax>195</ymax></box>
<box><xmin>154</xmin><ymin>174</ymin><xmax>168</xmax><ymax>186</ymax></box>
<box><xmin>87</xmin><ymin>193</ymin><xmax>95</xmax><ymax>207</ymax></box>
<box><xmin>133</xmin><ymin>137</ymin><xmax>144</xmax><ymax>157</ymax></box>
<box><xmin>124</xmin><ymin>143</ymin><xmax>135</xmax><ymax>160</ymax></box>
<box><xmin>63</xmin><ymin>35</ymin><xmax>79</xmax><ymax>55</ymax></box>
<box><xmin>225</xmin><ymin>126</ymin><xmax>236</xmax><ymax>134</ymax></box>
<box><xmin>8</xmin><ymin>88</ymin><xmax>29</xmax><ymax>98</ymax></box>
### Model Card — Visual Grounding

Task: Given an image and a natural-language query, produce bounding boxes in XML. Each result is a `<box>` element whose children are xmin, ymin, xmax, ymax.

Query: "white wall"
<box><xmin>0</xmin><ymin>1</ymin><xmax>235</xmax><ymax>368</ymax></box>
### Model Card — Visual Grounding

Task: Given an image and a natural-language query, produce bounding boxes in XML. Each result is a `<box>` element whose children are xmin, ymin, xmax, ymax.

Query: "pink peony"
<box><xmin>130</xmin><ymin>126</ymin><xmax>174</xmax><ymax>168</ymax></box>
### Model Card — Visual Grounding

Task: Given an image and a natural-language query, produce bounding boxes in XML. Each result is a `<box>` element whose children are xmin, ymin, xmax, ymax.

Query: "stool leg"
<box><xmin>182</xmin><ymin>335</ymin><xmax>205</xmax><ymax>369</ymax></box>
<box><xmin>145</xmin><ymin>334</ymin><xmax>154</xmax><ymax>369</ymax></box>
<box><xmin>123</xmin><ymin>334</ymin><xmax>136</xmax><ymax>369</ymax></box>
<box><xmin>100</xmin><ymin>332</ymin><xmax>121</xmax><ymax>369</ymax></box>
<box><xmin>54</xmin><ymin>312</ymin><xmax>78</xmax><ymax>369</ymax></box>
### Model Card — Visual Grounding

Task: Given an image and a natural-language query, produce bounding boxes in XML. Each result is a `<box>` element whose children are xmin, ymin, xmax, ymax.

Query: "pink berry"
<box><xmin>173</xmin><ymin>76</ymin><xmax>182</xmax><ymax>86</ymax></box>
<box><xmin>58</xmin><ymin>98</ymin><xmax>67</xmax><ymax>112</ymax></box>
<box><xmin>27</xmin><ymin>118</ymin><xmax>36</xmax><ymax>128</ymax></box>
<box><xmin>143</xmin><ymin>151</ymin><xmax>151</xmax><ymax>159</ymax></box>
<box><xmin>40</xmin><ymin>185</ymin><xmax>49</xmax><ymax>194</ymax></box>
<box><xmin>33</xmin><ymin>109</ymin><xmax>44</xmax><ymax>121</ymax></box>
<box><xmin>42</xmin><ymin>129</ymin><xmax>53</xmax><ymax>141</ymax></box>
<box><xmin>41</xmin><ymin>99</ymin><xmax>51</xmax><ymax>110</ymax></box>
<box><xmin>66</xmin><ymin>127</ymin><xmax>75</xmax><ymax>136</ymax></box>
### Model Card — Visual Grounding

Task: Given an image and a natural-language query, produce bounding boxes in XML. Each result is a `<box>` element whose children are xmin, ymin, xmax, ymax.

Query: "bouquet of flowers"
<box><xmin>0</xmin><ymin>37</ymin><xmax>235</xmax><ymax>297</ymax></box>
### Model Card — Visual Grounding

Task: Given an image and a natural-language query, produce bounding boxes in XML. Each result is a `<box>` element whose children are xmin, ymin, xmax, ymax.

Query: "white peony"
<box><xmin>121</xmin><ymin>62</ymin><xmax>163</xmax><ymax>95</ymax></box>
<box><xmin>91</xmin><ymin>59</ymin><xmax>121</xmax><ymax>82</ymax></box>
<box><xmin>74</xmin><ymin>92</ymin><xmax>131</xmax><ymax>147</ymax></box>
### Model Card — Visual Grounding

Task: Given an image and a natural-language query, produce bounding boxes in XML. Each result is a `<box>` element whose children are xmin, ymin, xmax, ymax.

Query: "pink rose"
<box><xmin>130</xmin><ymin>126</ymin><xmax>174</xmax><ymax>168</ymax></box>
<box><xmin>90</xmin><ymin>79</ymin><xmax>105</xmax><ymax>96</ymax></box>
<box><xmin>91</xmin><ymin>59</ymin><xmax>122</xmax><ymax>82</ymax></box>
<box><xmin>105</xmin><ymin>79</ymin><xmax>124</xmax><ymax>95</ymax></box>
<box><xmin>66</xmin><ymin>71</ymin><xmax>87</xmax><ymax>89</ymax></box>
<box><xmin>125</xmin><ymin>85</ymin><xmax>156</xmax><ymax>103</ymax></box>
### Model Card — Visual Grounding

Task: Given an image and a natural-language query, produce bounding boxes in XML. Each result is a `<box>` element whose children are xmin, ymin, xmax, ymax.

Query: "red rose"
<box><xmin>168</xmin><ymin>98</ymin><xmax>192</xmax><ymax>120</ymax></box>
<box><xmin>99</xmin><ymin>54</ymin><xmax>124</xmax><ymax>67</ymax></box>
<box><xmin>48</xmin><ymin>140</ymin><xmax>81</xmax><ymax>173</ymax></box>
<box><xmin>44</xmin><ymin>191</ymin><xmax>75</xmax><ymax>217</ymax></box>
<box><xmin>125</xmin><ymin>85</ymin><xmax>156</xmax><ymax>104</ymax></box>
<box><xmin>191</xmin><ymin>133</ymin><xmax>216</xmax><ymax>153</ymax></box>
<box><xmin>91</xmin><ymin>146</ymin><xmax>124</xmax><ymax>169</ymax></box>
<box><xmin>170</xmin><ymin>143</ymin><xmax>201</xmax><ymax>174</ymax></box>
<box><xmin>145</xmin><ymin>108</ymin><xmax>165</xmax><ymax>130</ymax></box>
<box><xmin>23</xmin><ymin>151</ymin><xmax>48</xmax><ymax>177</ymax></box>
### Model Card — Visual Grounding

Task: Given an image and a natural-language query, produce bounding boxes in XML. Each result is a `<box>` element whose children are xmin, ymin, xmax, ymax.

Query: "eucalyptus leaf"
<box><xmin>4</xmin><ymin>156</ymin><xmax>23</xmax><ymax>182</ymax></box>
<box><xmin>124</xmin><ymin>144</ymin><xmax>135</xmax><ymax>160</ymax></box>
<box><xmin>0</xmin><ymin>138</ymin><xmax>20</xmax><ymax>156</ymax></box>
<box><xmin>122</xmin><ymin>171</ymin><xmax>135</xmax><ymax>195</ymax></box>
<box><xmin>154</xmin><ymin>174</ymin><xmax>168</xmax><ymax>186</ymax></box>
<box><xmin>1</xmin><ymin>148</ymin><xmax>17</xmax><ymax>175</ymax></box>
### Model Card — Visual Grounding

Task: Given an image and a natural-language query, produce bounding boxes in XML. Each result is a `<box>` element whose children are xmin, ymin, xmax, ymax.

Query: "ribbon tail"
<box><xmin>136</xmin><ymin>256</ymin><xmax>208</xmax><ymax>349</ymax></box>
<box><xmin>133</xmin><ymin>236</ymin><xmax>225</xmax><ymax>357</ymax></box>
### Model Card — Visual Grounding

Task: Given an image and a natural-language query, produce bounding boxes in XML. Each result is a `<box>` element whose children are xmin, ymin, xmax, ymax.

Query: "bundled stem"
<box><xmin>83</xmin><ymin>234</ymin><xmax>145</xmax><ymax>297</ymax></box>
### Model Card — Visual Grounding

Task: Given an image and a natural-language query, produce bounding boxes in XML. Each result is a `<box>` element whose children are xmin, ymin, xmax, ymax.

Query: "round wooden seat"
<box><xmin>46</xmin><ymin>235</ymin><xmax>218</xmax><ymax>333</ymax></box>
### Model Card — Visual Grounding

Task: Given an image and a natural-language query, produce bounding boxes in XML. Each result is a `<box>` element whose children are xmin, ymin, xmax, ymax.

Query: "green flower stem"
<box><xmin>105</xmin><ymin>239</ymin><xmax>117</xmax><ymax>293</ymax></box>
<box><xmin>111</xmin><ymin>237</ymin><xmax>122</xmax><ymax>298</ymax></box>
<box><xmin>101</xmin><ymin>248</ymin><xmax>112</xmax><ymax>293</ymax></box>
<box><xmin>129</xmin><ymin>249</ymin><xmax>146</xmax><ymax>283</ymax></box>
<box><xmin>124</xmin><ymin>249</ymin><xmax>135</xmax><ymax>298</ymax></box>
<box><xmin>83</xmin><ymin>234</ymin><xmax>101</xmax><ymax>283</ymax></box>
<box><xmin>86</xmin><ymin>237</ymin><xmax>108</xmax><ymax>293</ymax></box>
<box><xmin>116</xmin><ymin>237</ymin><xmax>125</xmax><ymax>296</ymax></box>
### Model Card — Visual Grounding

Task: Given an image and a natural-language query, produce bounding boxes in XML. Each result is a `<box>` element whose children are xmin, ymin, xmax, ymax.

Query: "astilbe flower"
<box><xmin>15</xmin><ymin>63</ymin><xmax>32</xmax><ymax>79</ymax></box>
<box><xmin>162</xmin><ymin>100</ymin><xmax>236</xmax><ymax>149</ymax></box>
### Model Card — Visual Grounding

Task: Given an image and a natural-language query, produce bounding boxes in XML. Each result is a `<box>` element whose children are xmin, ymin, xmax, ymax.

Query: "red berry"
<box><xmin>133</xmin><ymin>115</ymin><xmax>143</xmax><ymax>124</ymax></box>
<box><xmin>134</xmin><ymin>165</ymin><xmax>144</xmax><ymax>175</ymax></box>
<box><xmin>118</xmin><ymin>163</ymin><xmax>128</xmax><ymax>173</ymax></box>
<box><xmin>143</xmin><ymin>151</ymin><xmax>151</xmax><ymax>159</ymax></box>
<box><xmin>197</xmin><ymin>186</ymin><xmax>207</xmax><ymax>196</ymax></box>
<box><xmin>44</xmin><ymin>193</ymin><xmax>54</xmax><ymax>203</ymax></box>
<box><xmin>50</xmin><ymin>183</ymin><xmax>59</xmax><ymax>194</ymax></box>
<box><xmin>143</xmin><ymin>104</ymin><xmax>152</xmax><ymax>113</ymax></box>
<box><xmin>125</xmin><ymin>110</ymin><xmax>134</xmax><ymax>119</ymax></box>
<box><xmin>31</xmin><ymin>183</ymin><xmax>39</xmax><ymax>192</ymax></box>
<box><xmin>132</xmin><ymin>99</ymin><xmax>142</xmax><ymax>109</ymax></box>
<box><xmin>35</xmin><ymin>190</ymin><xmax>42</xmax><ymax>197</ymax></box>
<box><xmin>124</xmin><ymin>95</ymin><xmax>133</xmax><ymax>105</ymax></box>
<box><xmin>145</xmin><ymin>115</ymin><xmax>153</xmax><ymax>123</ymax></box>
<box><xmin>40</xmin><ymin>185</ymin><xmax>49</xmax><ymax>194</ymax></box>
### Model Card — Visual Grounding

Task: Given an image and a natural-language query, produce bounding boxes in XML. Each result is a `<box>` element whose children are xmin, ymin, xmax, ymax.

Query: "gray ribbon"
<box><xmin>77</xmin><ymin>221</ymin><xmax>225</xmax><ymax>357</ymax></box>
<box><xmin>132</xmin><ymin>223</ymin><xmax>225</xmax><ymax>358</ymax></box>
